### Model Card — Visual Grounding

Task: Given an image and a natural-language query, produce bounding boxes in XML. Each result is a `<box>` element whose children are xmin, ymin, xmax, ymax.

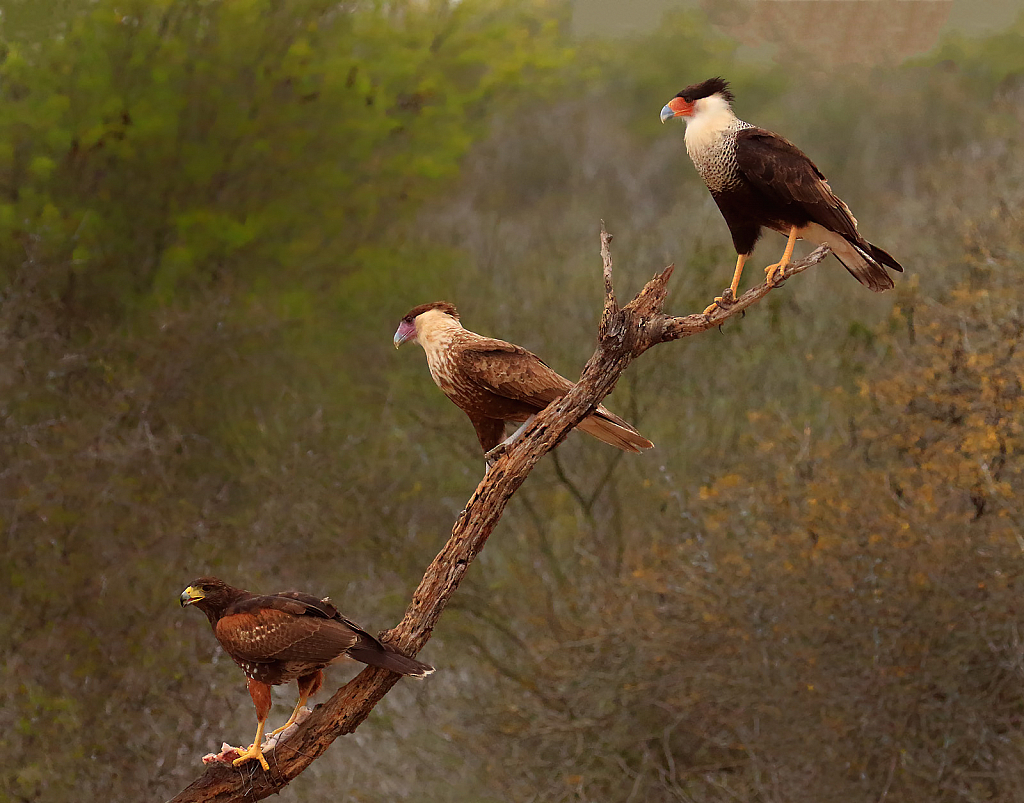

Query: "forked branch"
<box><xmin>168</xmin><ymin>226</ymin><xmax>830</xmax><ymax>803</ymax></box>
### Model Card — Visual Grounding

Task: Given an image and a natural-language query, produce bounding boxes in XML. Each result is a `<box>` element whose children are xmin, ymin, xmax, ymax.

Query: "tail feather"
<box><xmin>831</xmin><ymin>239</ymin><xmax>897</xmax><ymax>292</ymax></box>
<box><xmin>867</xmin><ymin>241</ymin><xmax>903</xmax><ymax>273</ymax></box>
<box><xmin>798</xmin><ymin>223</ymin><xmax>901</xmax><ymax>291</ymax></box>
<box><xmin>348</xmin><ymin>642</ymin><xmax>435</xmax><ymax>678</ymax></box>
<box><xmin>576</xmin><ymin>407</ymin><xmax>654</xmax><ymax>453</ymax></box>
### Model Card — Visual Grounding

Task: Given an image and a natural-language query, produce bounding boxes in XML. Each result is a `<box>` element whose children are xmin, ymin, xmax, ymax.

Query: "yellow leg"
<box><xmin>232</xmin><ymin>719</ymin><xmax>270</xmax><ymax>771</ymax></box>
<box><xmin>268</xmin><ymin>694</ymin><xmax>308</xmax><ymax>738</ymax></box>
<box><xmin>729</xmin><ymin>253</ymin><xmax>748</xmax><ymax>298</ymax></box>
<box><xmin>703</xmin><ymin>254</ymin><xmax>748</xmax><ymax>316</ymax></box>
<box><xmin>765</xmin><ymin>227</ymin><xmax>798</xmax><ymax>286</ymax></box>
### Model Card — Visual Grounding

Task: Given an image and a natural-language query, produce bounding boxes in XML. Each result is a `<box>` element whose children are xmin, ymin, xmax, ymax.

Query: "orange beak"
<box><xmin>659</xmin><ymin>97</ymin><xmax>693</xmax><ymax>123</ymax></box>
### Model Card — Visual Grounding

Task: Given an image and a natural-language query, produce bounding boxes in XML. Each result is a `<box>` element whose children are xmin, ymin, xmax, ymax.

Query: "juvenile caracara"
<box><xmin>181</xmin><ymin>577</ymin><xmax>432</xmax><ymax>770</ymax></box>
<box><xmin>393</xmin><ymin>301</ymin><xmax>653</xmax><ymax>462</ymax></box>
<box><xmin>661</xmin><ymin>77</ymin><xmax>902</xmax><ymax>314</ymax></box>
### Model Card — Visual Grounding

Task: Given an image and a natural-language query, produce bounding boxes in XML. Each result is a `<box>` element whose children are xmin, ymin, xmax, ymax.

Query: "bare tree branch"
<box><xmin>167</xmin><ymin>226</ymin><xmax>830</xmax><ymax>803</ymax></box>
<box><xmin>601</xmin><ymin>219</ymin><xmax>618</xmax><ymax>316</ymax></box>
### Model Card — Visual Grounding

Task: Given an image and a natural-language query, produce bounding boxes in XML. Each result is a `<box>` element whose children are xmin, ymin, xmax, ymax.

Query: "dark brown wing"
<box><xmin>456</xmin><ymin>339</ymin><xmax>574</xmax><ymax>410</ymax></box>
<box><xmin>453</xmin><ymin>336</ymin><xmax>653</xmax><ymax>452</ymax></box>
<box><xmin>215</xmin><ymin>595</ymin><xmax>359</xmax><ymax>666</ymax></box>
<box><xmin>272</xmin><ymin>590</ymin><xmax>339</xmax><ymax>618</ymax></box>
<box><xmin>735</xmin><ymin>128</ymin><xmax>861</xmax><ymax>242</ymax></box>
<box><xmin>266</xmin><ymin>593</ymin><xmax>433</xmax><ymax>676</ymax></box>
<box><xmin>269</xmin><ymin>591</ymin><xmax>388</xmax><ymax>646</ymax></box>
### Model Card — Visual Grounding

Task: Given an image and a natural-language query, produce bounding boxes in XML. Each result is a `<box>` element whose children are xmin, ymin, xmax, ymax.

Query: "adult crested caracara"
<box><xmin>394</xmin><ymin>301</ymin><xmax>654</xmax><ymax>463</ymax></box>
<box><xmin>660</xmin><ymin>77</ymin><xmax>902</xmax><ymax>313</ymax></box>
<box><xmin>181</xmin><ymin>577</ymin><xmax>432</xmax><ymax>770</ymax></box>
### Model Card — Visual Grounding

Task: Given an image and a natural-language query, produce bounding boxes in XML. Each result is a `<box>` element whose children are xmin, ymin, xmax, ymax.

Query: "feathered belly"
<box><xmin>448</xmin><ymin>379</ymin><xmax>536</xmax><ymax>422</ymax></box>
<box><xmin>232</xmin><ymin>657</ymin><xmax>315</xmax><ymax>686</ymax></box>
<box><xmin>427</xmin><ymin>355</ymin><xmax>535</xmax><ymax>422</ymax></box>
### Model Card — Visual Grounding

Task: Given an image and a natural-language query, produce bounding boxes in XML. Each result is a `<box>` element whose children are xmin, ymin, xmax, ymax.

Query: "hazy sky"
<box><xmin>572</xmin><ymin>0</ymin><xmax>1024</xmax><ymax>66</ymax></box>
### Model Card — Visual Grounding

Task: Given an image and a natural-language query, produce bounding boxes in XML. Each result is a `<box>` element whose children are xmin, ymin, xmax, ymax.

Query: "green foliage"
<box><xmin>924</xmin><ymin>9</ymin><xmax>1024</xmax><ymax>88</ymax></box>
<box><xmin>600</xmin><ymin>9</ymin><xmax>791</xmax><ymax>136</ymax></box>
<box><xmin>0</xmin><ymin>0</ymin><xmax>569</xmax><ymax>323</ymax></box>
<box><xmin>0</xmin><ymin>1</ymin><xmax>571</xmax><ymax>799</ymax></box>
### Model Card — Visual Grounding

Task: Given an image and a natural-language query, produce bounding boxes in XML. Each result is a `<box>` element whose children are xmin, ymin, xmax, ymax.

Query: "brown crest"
<box><xmin>400</xmin><ymin>301</ymin><xmax>459</xmax><ymax>323</ymax></box>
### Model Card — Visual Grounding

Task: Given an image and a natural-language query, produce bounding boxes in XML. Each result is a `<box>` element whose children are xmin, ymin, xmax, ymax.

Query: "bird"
<box><xmin>393</xmin><ymin>301</ymin><xmax>654</xmax><ymax>463</ymax></box>
<box><xmin>660</xmin><ymin>77</ymin><xmax>902</xmax><ymax>315</ymax></box>
<box><xmin>180</xmin><ymin>577</ymin><xmax>433</xmax><ymax>771</ymax></box>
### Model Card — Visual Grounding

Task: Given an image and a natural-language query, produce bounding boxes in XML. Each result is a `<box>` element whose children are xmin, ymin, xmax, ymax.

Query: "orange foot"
<box><xmin>764</xmin><ymin>260</ymin><xmax>789</xmax><ymax>287</ymax></box>
<box><xmin>702</xmin><ymin>289</ymin><xmax>736</xmax><ymax>317</ymax></box>
<box><xmin>232</xmin><ymin>742</ymin><xmax>270</xmax><ymax>771</ymax></box>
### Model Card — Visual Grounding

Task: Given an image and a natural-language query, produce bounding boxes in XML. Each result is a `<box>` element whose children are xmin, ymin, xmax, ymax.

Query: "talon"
<box><xmin>232</xmin><ymin>742</ymin><xmax>270</xmax><ymax>771</ymax></box>
<box><xmin>703</xmin><ymin>291</ymin><xmax>736</xmax><ymax>317</ymax></box>
<box><xmin>765</xmin><ymin>261</ymin><xmax>787</xmax><ymax>286</ymax></box>
<box><xmin>764</xmin><ymin>226</ymin><xmax>797</xmax><ymax>287</ymax></box>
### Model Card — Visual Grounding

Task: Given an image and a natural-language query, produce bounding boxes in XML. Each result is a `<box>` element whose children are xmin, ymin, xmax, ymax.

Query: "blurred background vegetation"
<box><xmin>2</xmin><ymin>0</ymin><xmax>1023</xmax><ymax>800</ymax></box>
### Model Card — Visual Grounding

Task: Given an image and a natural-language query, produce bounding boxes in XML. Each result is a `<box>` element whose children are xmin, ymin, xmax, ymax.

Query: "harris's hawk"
<box><xmin>180</xmin><ymin>577</ymin><xmax>433</xmax><ymax>770</ymax></box>
<box><xmin>393</xmin><ymin>301</ymin><xmax>654</xmax><ymax>464</ymax></box>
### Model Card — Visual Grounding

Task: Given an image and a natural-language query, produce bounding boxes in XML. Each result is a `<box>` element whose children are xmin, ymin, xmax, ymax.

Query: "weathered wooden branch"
<box><xmin>168</xmin><ymin>227</ymin><xmax>830</xmax><ymax>803</ymax></box>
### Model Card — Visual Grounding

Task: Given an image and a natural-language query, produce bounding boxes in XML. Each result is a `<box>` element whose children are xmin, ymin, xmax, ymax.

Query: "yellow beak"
<box><xmin>180</xmin><ymin>586</ymin><xmax>203</xmax><ymax>607</ymax></box>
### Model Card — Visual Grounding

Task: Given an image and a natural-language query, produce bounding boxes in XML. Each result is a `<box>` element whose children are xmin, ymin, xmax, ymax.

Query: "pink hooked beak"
<box><xmin>393</xmin><ymin>319</ymin><xmax>417</xmax><ymax>348</ymax></box>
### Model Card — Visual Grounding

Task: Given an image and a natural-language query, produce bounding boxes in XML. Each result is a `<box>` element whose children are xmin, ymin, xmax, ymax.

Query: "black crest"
<box><xmin>676</xmin><ymin>77</ymin><xmax>734</xmax><ymax>104</ymax></box>
<box><xmin>401</xmin><ymin>301</ymin><xmax>459</xmax><ymax>323</ymax></box>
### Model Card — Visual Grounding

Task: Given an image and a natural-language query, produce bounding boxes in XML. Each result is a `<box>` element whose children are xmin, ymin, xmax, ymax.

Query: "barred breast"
<box><xmin>686</xmin><ymin>118</ymin><xmax>754</xmax><ymax>194</ymax></box>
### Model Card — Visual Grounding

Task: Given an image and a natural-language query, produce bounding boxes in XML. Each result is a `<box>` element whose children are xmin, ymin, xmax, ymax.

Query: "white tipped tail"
<box><xmin>797</xmin><ymin>222</ymin><xmax>901</xmax><ymax>293</ymax></box>
<box><xmin>836</xmin><ymin>242</ymin><xmax>896</xmax><ymax>292</ymax></box>
<box><xmin>348</xmin><ymin>645</ymin><xmax>435</xmax><ymax>678</ymax></box>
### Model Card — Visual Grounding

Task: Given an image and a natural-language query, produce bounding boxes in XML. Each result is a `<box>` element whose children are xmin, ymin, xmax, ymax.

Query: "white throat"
<box><xmin>414</xmin><ymin>309</ymin><xmax>462</xmax><ymax>356</ymax></box>
<box><xmin>412</xmin><ymin>309</ymin><xmax>466</xmax><ymax>393</ymax></box>
<box><xmin>683</xmin><ymin>94</ymin><xmax>740</xmax><ymax>157</ymax></box>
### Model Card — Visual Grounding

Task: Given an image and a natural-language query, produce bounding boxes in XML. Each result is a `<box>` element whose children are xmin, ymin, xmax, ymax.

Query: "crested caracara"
<box><xmin>661</xmin><ymin>77</ymin><xmax>902</xmax><ymax>314</ymax></box>
<box><xmin>393</xmin><ymin>301</ymin><xmax>653</xmax><ymax>463</ymax></box>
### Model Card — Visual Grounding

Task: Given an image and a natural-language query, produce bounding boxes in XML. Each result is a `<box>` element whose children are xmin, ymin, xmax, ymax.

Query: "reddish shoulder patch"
<box><xmin>216</xmin><ymin>610</ymin><xmax>263</xmax><ymax>637</ymax></box>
